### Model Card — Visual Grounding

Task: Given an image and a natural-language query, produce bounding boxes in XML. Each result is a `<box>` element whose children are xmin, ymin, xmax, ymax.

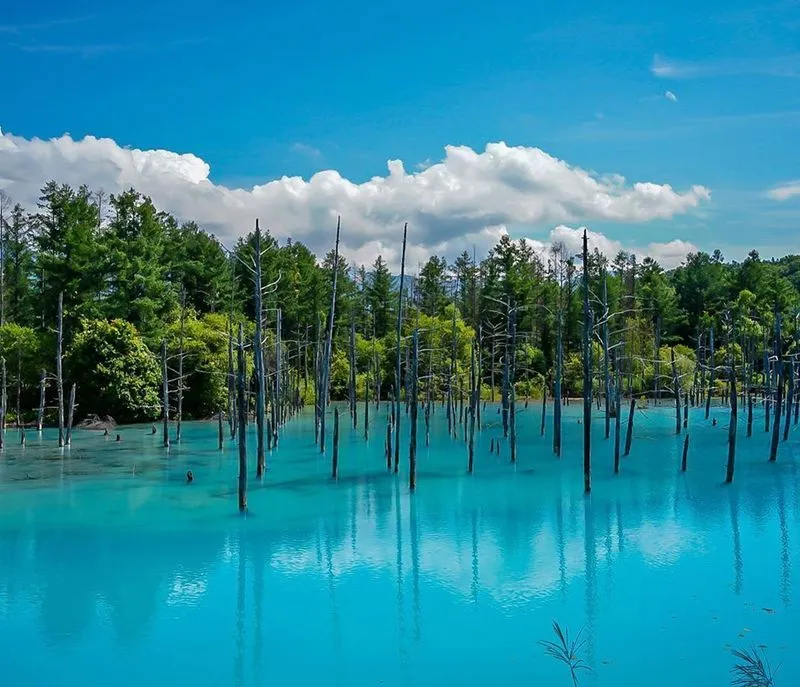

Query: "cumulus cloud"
<box><xmin>767</xmin><ymin>180</ymin><xmax>800</xmax><ymax>201</ymax></box>
<box><xmin>521</xmin><ymin>226</ymin><xmax>697</xmax><ymax>269</ymax></box>
<box><xmin>664</xmin><ymin>90</ymin><xmax>678</xmax><ymax>102</ymax></box>
<box><xmin>0</xmin><ymin>129</ymin><xmax>709</xmax><ymax>268</ymax></box>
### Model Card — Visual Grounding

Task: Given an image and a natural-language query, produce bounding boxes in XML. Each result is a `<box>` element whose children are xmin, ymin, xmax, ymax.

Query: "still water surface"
<box><xmin>1</xmin><ymin>402</ymin><xmax>798</xmax><ymax>686</ymax></box>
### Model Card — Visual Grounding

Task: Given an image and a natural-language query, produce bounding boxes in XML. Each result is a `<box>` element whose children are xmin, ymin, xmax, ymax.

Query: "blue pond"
<box><xmin>0</xmin><ymin>401</ymin><xmax>798</xmax><ymax>686</ymax></box>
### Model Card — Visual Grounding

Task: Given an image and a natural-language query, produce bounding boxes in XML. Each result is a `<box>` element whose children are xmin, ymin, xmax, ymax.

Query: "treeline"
<box><xmin>0</xmin><ymin>182</ymin><xmax>798</xmax><ymax>424</ymax></box>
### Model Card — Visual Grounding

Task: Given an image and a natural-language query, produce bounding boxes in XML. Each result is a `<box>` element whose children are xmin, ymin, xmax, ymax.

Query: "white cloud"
<box><xmin>522</xmin><ymin>225</ymin><xmax>697</xmax><ymax>269</ymax></box>
<box><xmin>290</xmin><ymin>142</ymin><xmax>323</xmax><ymax>160</ymax></box>
<box><xmin>652</xmin><ymin>53</ymin><xmax>800</xmax><ymax>79</ymax></box>
<box><xmin>767</xmin><ymin>180</ymin><xmax>800</xmax><ymax>201</ymax></box>
<box><xmin>664</xmin><ymin>90</ymin><xmax>678</xmax><ymax>102</ymax></box>
<box><xmin>0</xmin><ymin>130</ymin><xmax>709</xmax><ymax>268</ymax></box>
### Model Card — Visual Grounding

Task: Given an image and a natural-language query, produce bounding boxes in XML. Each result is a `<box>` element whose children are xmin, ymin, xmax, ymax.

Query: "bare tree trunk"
<box><xmin>176</xmin><ymin>287</ymin><xmax>186</xmax><ymax>443</ymax></box>
<box><xmin>364</xmin><ymin>361</ymin><xmax>370</xmax><ymax>441</ymax></box>
<box><xmin>783</xmin><ymin>360</ymin><xmax>794</xmax><ymax>441</ymax></box>
<box><xmin>320</xmin><ymin>218</ymin><xmax>341</xmax><ymax>454</ymax></box>
<box><xmin>602</xmin><ymin>273</ymin><xmax>610</xmax><ymax>439</ymax></box>
<box><xmin>726</xmin><ymin>361</ymin><xmax>738</xmax><ymax>483</ymax></box>
<box><xmin>218</xmin><ymin>409</ymin><xmax>224</xmax><ymax>450</ymax></box>
<box><xmin>57</xmin><ymin>291</ymin><xmax>64</xmax><ymax>447</ymax></box>
<box><xmin>624</xmin><ymin>398</ymin><xmax>635</xmax><ymax>456</ymax></box>
<box><xmin>671</xmin><ymin>348</ymin><xmax>681</xmax><ymax>434</ymax></box>
<box><xmin>770</xmin><ymin>315</ymin><xmax>782</xmax><ymax>462</ymax></box>
<box><xmin>228</xmin><ymin>316</ymin><xmax>236</xmax><ymax>438</ymax></box>
<box><xmin>36</xmin><ymin>369</ymin><xmax>46</xmax><ymax>432</ymax></box>
<box><xmin>614</xmin><ymin>361</ymin><xmax>621</xmax><ymax>474</ymax></box>
<box><xmin>349</xmin><ymin>317</ymin><xmax>357</xmax><ymax>429</ymax></box>
<box><xmin>553</xmin><ymin>327</ymin><xmax>563</xmax><ymax>456</ymax></box>
<box><xmin>161</xmin><ymin>339</ymin><xmax>170</xmax><ymax>449</ymax></box>
<box><xmin>468</xmin><ymin>342</ymin><xmax>476</xmax><ymax>474</ymax></box>
<box><xmin>0</xmin><ymin>357</ymin><xmax>6</xmax><ymax>436</ymax></box>
<box><xmin>237</xmin><ymin>323</ymin><xmax>248</xmax><ymax>512</ymax></box>
<box><xmin>65</xmin><ymin>383</ymin><xmax>76</xmax><ymax>446</ymax></box>
<box><xmin>332</xmin><ymin>407</ymin><xmax>340</xmax><ymax>480</ymax></box>
<box><xmin>582</xmin><ymin>230</ymin><xmax>592</xmax><ymax>493</ymax></box>
<box><xmin>394</xmin><ymin>222</ymin><xmax>408</xmax><ymax>472</ymax></box>
<box><xmin>409</xmin><ymin>328</ymin><xmax>418</xmax><ymax>491</ymax></box>
<box><xmin>509</xmin><ymin>305</ymin><xmax>517</xmax><ymax>463</ymax></box>
<box><xmin>705</xmin><ymin>327</ymin><xmax>714</xmax><ymax>419</ymax></box>
<box><xmin>540</xmin><ymin>376</ymin><xmax>547</xmax><ymax>437</ymax></box>
<box><xmin>253</xmin><ymin>224</ymin><xmax>266</xmax><ymax>476</ymax></box>
<box><xmin>681</xmin><ymin>434</ymin><xmax>689</xmax><ymax>472</ymax></box>
<box><xmin>502</xmin><ymin>298</ymin><xmax>510</xmax><ymax>438</ymax></box>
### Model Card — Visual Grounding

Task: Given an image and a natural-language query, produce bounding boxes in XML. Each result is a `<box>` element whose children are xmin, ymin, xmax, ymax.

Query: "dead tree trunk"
<box><xmin>36</xmin><ymin>369</ymin><xmax>46</xmax><ymax>432</ymax></box>
<box><xmin>320</xmin><ymin>218</ymin><xmax>341</xmax><ymax>454</ymax></box>
<box><xmin>671</xmin><ymin>348</ymin><xmax>681</xmax><ymax>434</ymax></box>
<box><xmin>726</xmin><ymin>360</ymin><xmax>738</xmax><ymax>483</ymax></box>
<box><xmin>65</xmin><ymin>383</ymin><xmax>76</xmax><ymax>446</ymax></box>
<box><xmin>508</xmin><ymin>305</ymin><xmax>517</xmax><ymax>464</ymax></box>
<box><xmin>468</xmin><ymin>342</ymin><xmax>476</xmax><ymax>474</ymax></box>
<box><xmin>57</xmin><ymin>291</ymin><xmax>65</xmax><ymax>447</ymax></box>
<box><xmin>253</xmin><ymin>223</ymin><xmax>266</xmax><ymax>476</ymax></box>
<box><xmin>394</xmin><ymin>222</ymin><xmax>408</xmax><ymax>473</ymax></box>
<box><xmin>602</xmin><ymin>273</ymin><xmax>610</xmax><ymax>439</ymax></box>
<box><xmin>624</xmin><ymin>398</ymin><xmax>635</xmax><ymax>456</ymax></box>
<box><xmin>769</xmin><ymin>315</ymin><xmax>783</xmax><ymax>462</ymax></box>
<box><xmin>174</xmin><ymin>287</ymin><xmax>185</xmax><ymax>443</ymax></box>
<box><xmin>349</xmin><ymin>318</ymin><xmax>357</xmax><ymax>429</ymax></box>
<box><xmin>681</xmin><ymin>435</ymin><xmax>689</xmax><ymax>472</ymax></box>
<box><xmin>332</xmin><ymin>407</ymin><xmax>340</xmax><ymax>480</ymax></box>
<box><xmin>582</xmin><ymin>230</ymin><xmax>592</xmax><ymax>493</ymax></box>
<box><xmin>783</xmin><ymin>360</ymin><xmax>794</xmax><ymax>442</ymax></box>
<box><xmin>705</xmin><ymin>327</ymin><xmax>715</xmax><ymax>419</ymax></box>
<box><xmin>237</xmin><ymin>323</ymin><xmax>248</xmax><ymax>512</ymax></box>
<box><xmin>161</xmin><ymin>339</ymin><xmax>170</xmax><ymax>449</ymax></box>
<box><xmin>614</xmin><ymin>361</ymin><xmax>621</xmax><ymax>474</ymax></box>
<box><xmin>409</xmin><ymin>328</ymin><xmax>419</xmax><ymax>491</ymax></box>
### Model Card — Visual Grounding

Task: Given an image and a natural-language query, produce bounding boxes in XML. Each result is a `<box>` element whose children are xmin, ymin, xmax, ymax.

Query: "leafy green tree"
<box><xmin>33</xmin><ymin>182</ymin><xmax>104</xmax><ymax>330</ymax></box>
<box><xmin>419</xmin><ymin>255</ymin><xmax>449</xmax><ymax>316</ymax></box>
<box><xmin>67</xmin><ymin>319</ymin><xmax>160</xmax><ymax>423</ymax></box>
<box><xmin>368</xmin><ymin>255</ymin><xmax>393</xmax><ymax>338</ymax></box>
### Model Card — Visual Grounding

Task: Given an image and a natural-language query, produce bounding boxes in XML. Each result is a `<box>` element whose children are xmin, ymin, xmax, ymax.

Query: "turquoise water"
<box><xmin>1</xmin><ymin>401</ymin><xmax>798</xmax><ymax>686</ymax></box>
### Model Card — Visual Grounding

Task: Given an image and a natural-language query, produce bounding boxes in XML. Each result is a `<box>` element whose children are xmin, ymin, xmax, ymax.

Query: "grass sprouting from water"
<box><xmin>539</xmin><ymin>621</ymin><xmax>591</xmax><ymax>687</ymax></box>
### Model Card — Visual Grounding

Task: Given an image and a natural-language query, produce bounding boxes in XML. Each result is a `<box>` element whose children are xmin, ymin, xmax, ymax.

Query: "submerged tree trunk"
<box><xmin>36</xmin><ymin>369</ymin><xmax>46</xmax><ymax>432</ymax></box>
<box><xmin>237</xmin><ymin>323</ymin><xmax>248</xmax><ymax>512</ymax></box>
<box><xmin>705</xmin><ymin>327</ymin><xmax>715</xmax><ymax>419</ymax></box>
<box><xmin>56</xmin><ymin>291</ymin><xmax>65</xmax><ymax>447</ymax></box>
<box><xmin>624</xmin><ymin>398</ymin><xmax>635</xmax><ymax>456</ymax></box>
<box><xmin>468</xmin><ymin>342</ymin><xmax>476</xmax><ymax>474</ymax></box>
<box><xmin>553</xmin><ymin>328</ymin><xmax>563</xmax><ymax>456</ymax></box>
<box><xmin>783</xmin><ymin>360</ymin><xmax>794</xmax><ymax>441</ymax></box>
<box><xmin>161</xmin><ymin>339</ymin><xmax>170</xmax><ymax>449</ymax></box>
<box><xmin>681</xmin><ymin>434</ymin><xmax>689</xmax><ymax>472</ymax></box>
<box><xmin>582</xmin><ymin>230</ymin><xmax>592</xmax><ymax>494</ymax></box>
<box><xmin>409</xmin><ymin>328</ymin><xmax>419</xmax><ymax>491</ymax></box>
<box><xmin>614</xmin><ymin>363</ymin><xmax>621</xmax><ymax>474</ymax></box>
<box><xmin>770</xmin><ymin>316</ymin><xmax>783</xmax><ymax>462</ymax></box>
<box><xmin>671</xmin><ymin>348</ymin><xmax>681</xmax><ymax>434</ymax></box>
<box><xmin>253</xmin><ymin>224</ymin><xmax>266</xmax><ymax>476</ymax></box>
<box><xmin>332</xmin><ymin>407</ymin><xmax>340</xmax><ymax>480</ymax></box>
<box><xmin>726</xmin><ymin>364</ymin><xmax>738</xmax><ymax>483</ymax></box>
<box><xmin>394</xmin><ymin>223</ymin><xmax>408</xmax><ymax>473</ymax></box>
<box><xmin>349</xmin><ymin>318</ymin><xmax>357</xmax><ymax>429</ymax></box>
<box><xmin>65</xmin><ymin>383</ymin><xmax>76</xmax><ymax>446</ymax></box>
<box><xmin>320</xmin><ymin>218</ymin><xmax>341</xmax><ymax>454</ymax></box>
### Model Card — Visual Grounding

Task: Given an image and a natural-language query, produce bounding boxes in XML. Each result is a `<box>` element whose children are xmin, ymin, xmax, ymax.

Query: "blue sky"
<box><xmin>1</xmin><ymin>0</ymin><xmax>798</xmax><ymax>265</ymax></box>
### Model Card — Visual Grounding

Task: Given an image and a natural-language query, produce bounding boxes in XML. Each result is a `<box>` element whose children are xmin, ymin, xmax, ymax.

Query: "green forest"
<box><xmin>0</xmin><ymin>182</ymin><xmax>798</xmax><ymax>427</ymax></box>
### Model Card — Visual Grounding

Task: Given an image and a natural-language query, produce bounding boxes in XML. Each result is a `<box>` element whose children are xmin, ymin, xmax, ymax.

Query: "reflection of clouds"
<box><xmin>166</xmin><ymin>576</ymin><xmax>208</xmax><ymax>607</ymax></box>
<box><xmin>267</xmin><ymin>485</ymin><xmax>706</xmax><ymax>607</ymax></box>
<box><xmin>627</xmin><ymin>520</ymin><xmax>704</xmax><ymax>566</ymax></box>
